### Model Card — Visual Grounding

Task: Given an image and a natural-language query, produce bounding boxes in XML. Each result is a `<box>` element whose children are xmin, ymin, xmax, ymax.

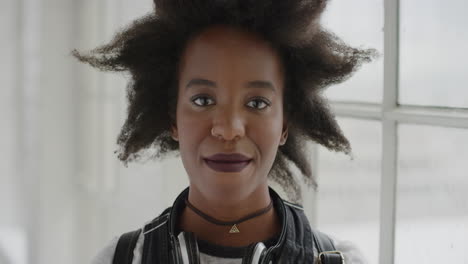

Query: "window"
<box><xmin>312</xmin><ymin>1</ymin><xmax>468</xmax><ymax>263</ymax></box>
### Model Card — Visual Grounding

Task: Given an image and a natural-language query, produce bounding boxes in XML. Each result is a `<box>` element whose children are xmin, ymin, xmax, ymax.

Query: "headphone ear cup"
<box><xmin>242</xmin><ymin>242</ymin><xmax>267</xmax><ymax>264</ymax></box>
<box><xmin>177</xmin><ymin>231</ymin><xmax>200</xmax><ymax>264</ymax></box>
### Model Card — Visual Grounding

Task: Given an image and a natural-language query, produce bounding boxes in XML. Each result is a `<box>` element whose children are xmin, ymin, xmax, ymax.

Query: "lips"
<box><xmin>204</xmin><ymin>159</ymin><xmax>252</xmax><ymax>173</ymax></box>
<box><xmin>204</xmin><ymin>153</ymin><xmax>253</xmax><ymax>173</ymax></box>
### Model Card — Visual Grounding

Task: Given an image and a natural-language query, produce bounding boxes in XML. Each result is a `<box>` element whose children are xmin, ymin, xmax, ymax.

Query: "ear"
<box><xmin>170</xmin><ymin>121</ymin><xmax>179</xmax><ymax>142</ymax></box>
<box><xmin>279</xmin><ymin>120</ymin><xmax>288</xmax><ymax>146</ymax></box>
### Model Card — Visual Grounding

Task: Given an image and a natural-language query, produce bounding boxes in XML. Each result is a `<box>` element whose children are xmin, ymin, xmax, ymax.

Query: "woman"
<box><xmin>74</xmin><ymin>0</ymin><xmax>375</xmax><ymax>263</ymax></box>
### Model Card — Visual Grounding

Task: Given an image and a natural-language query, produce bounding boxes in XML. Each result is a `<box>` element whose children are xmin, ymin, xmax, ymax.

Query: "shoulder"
<box><xmin>282</xmin><ymin>201</ymin><xmax>368</xmax><ymax>264</ymax></box>
<box><xmin>90</xmin><ymin>236</ymin><xmax>119</xmax><ymax>264</ymax></box>
<box><xmin>90</xmin><ymin>231</ymin><xmax>145</xmax><ymax>264</ymax></box>
<box><xmin>91</xmin><ymin>208</ymin><xmax>171</xmax><ymax>264</ymax></box>
<box><xmin>327</xmin><ymin>233</ymin><xmax>369</xmax><ymax>264</ymax></box>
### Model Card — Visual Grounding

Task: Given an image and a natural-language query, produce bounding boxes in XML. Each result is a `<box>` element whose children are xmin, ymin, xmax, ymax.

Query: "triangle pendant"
<box><xmin>229</xmin><ymin>224</ymin><xmax>240</xmax><ymax>233</ymax></box>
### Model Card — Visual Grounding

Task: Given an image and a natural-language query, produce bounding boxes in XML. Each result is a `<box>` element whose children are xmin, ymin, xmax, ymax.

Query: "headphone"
<box><xmin>172</xmin><ymin>231</ymin><xmax>270</xmax><ymax>264</ymax></box>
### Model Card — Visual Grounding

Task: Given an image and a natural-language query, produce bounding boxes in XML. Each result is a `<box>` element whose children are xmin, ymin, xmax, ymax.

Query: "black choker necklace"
<box><xmin>184</xmin><ymin>198</ymin><xmax>273</xmax><ymax>234</ymax></box>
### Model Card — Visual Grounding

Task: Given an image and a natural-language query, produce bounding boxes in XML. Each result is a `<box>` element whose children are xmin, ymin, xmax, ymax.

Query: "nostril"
<box><xmin>211</xmin><ymin>116</ymin><xmax>246</xmax><ymax>139</ymax></box>
<box><xmin>211</xmin><ymin>127</ymin><xmax>243</xmax><ymax>141</ymax></box>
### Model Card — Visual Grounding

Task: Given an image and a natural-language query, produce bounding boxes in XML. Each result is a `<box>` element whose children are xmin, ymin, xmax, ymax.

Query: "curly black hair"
<box><xmin>72</xmin><ymin>0</ymin><xmax>377</xmax><ymax>203</ymax></box>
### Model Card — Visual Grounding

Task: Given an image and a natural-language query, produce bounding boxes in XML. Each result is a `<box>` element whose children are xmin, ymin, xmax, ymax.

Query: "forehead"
<box><xmin>178</xmin><ymin>25</ymin><xmax>284</xmax><ymax>88</ymax></box>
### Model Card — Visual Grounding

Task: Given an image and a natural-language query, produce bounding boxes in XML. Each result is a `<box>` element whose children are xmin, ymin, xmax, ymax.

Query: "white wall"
<box><xmin>0</xmin><ymin>1</ymin><xmax>192</xmax><ymax>263</ymax></box>
<box><xmin>0</xmin><ymin>0</ymin><xmax>25</xmax><ymax>263</ymax></box>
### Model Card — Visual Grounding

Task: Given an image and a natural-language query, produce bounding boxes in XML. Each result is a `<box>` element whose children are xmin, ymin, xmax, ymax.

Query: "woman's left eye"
<box><xmin>246</xmin><ymin>98</ymin><xmax>270</xmax><ymax>110</ymax></box>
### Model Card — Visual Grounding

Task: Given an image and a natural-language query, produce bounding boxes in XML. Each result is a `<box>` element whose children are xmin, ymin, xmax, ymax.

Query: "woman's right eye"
<box><xmin>191</xmin><ymin>95</ymin><xmax>215</xmax><ymax>106</ymax></box>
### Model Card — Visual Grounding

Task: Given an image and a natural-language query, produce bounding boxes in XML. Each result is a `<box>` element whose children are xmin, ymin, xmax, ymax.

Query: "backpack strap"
<box><xmin>112</xmin><ymin>229</ymin><xmax>142</xmax><ymax>264</ymax></box>
<box><xmin>141</xmin><ymin>218</ymin><xmax>172</xmax><ymax>264</ymax></box>
<box><xmin>313</xmin><ymin>230</ymin><xmax>345</xmax><ymax>264</ymax></box>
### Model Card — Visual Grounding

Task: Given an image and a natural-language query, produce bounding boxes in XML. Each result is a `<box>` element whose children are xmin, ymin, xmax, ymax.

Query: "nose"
<box><xmin>211</xmin><ymin>107</ymin><xmax>246</xmax><ymax>142</ymax></box>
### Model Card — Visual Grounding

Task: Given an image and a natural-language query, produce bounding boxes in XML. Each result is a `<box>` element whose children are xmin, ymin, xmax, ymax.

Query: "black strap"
<box><xmin>143</xmin><ymin>217</ymin><xmax>172</xmax><ymax>264</ymax></box>
<box><xmin>313</xmin><ymin>230</ymin><xmax>344</xmax><ymax>264</ymax></box>
<box><xmin>112</xmin><ymin>229</ymin><xmax>142</xmax><ymax>264</ymax></box>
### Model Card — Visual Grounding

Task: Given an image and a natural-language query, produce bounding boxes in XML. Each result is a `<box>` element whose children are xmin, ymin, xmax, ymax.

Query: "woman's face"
<box><xmin>172</xmin><ymin>25</ymin><xmax>288</xmax><ymax>200</ymax></box>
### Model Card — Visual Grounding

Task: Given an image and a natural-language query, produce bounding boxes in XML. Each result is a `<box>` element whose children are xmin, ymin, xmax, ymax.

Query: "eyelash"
<box><xmin>190</xmin><ymin>95</ymin><xmax>271</xmax><ymax>110</ymax></box>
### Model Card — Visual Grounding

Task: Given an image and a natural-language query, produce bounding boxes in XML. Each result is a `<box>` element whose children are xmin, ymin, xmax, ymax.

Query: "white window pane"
<box><xmin>399</xmin><ymin>0</ymin><xmax>468</xmax><ymax>108</ymax></box>
<box><xmin>316</xmin><ymin>118</ymin><xmax>381</xmax><ymax>264</ymax></box>
<box><xmin>321</xmin><ymin>0</ymin><xmax>383</xmax><ymax>103</ymax></box>
<box><xmin>396</xmin><ymin>124</ymin><xmax>468</xmax><ymax>263</ymax></box>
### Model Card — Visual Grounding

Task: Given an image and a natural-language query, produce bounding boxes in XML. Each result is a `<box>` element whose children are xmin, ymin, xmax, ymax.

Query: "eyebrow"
<box><xmin>185</xmin><ymin>78</ymin><xmax>276</xmax><ymax>93</ymax></box>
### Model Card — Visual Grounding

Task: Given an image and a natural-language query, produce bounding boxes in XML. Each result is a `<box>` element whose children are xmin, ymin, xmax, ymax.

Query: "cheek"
<box><xmin>249</xmin><ymin>114</ymin><xmax>284</xmax><ymax>154</ymax></box>
<box><xmin>177</xmin><ymin>117</ymin><xmax>202</xmax><ymax>170</ymax></box>
<box><xmin>176</xmin><ymin>105</ymin><xmax>209</xmax><ymax>150</ymax></box>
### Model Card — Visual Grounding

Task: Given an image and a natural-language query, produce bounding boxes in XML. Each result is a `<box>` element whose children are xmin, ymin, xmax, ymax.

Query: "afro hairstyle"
<box><xmin>72</xmin><ymin>0</ymin><xmax>377</xmax><ymax>203</ymax></box>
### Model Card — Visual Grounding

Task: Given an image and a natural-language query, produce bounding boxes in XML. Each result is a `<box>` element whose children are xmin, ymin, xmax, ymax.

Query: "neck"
<box><xmin>178</xmin><ymin>183</ymin><xmax>281</xmax><ymax>247</ymax></box>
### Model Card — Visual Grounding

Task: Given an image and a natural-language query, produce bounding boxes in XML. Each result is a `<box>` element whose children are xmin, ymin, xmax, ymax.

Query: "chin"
<box><xmin>197</xmin><ymin>176</ymin><xmax>258</xmax><ymax>200</ymax></box>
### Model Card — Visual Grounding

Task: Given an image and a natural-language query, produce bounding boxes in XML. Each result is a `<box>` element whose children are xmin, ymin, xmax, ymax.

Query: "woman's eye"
<box><xmin>191</xmin><ymin>95</ymin><xmax>269</xmax><ymax>109</ymax></box>
<box><xmin>246</xmin><ymin>98</ymin><xmax>270</xmax><ymax>110</ymax></box>
<box><xmin>191</xmin><ymin>95</ymin><xmax>215</xmax><ymax>106</ymax></box>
